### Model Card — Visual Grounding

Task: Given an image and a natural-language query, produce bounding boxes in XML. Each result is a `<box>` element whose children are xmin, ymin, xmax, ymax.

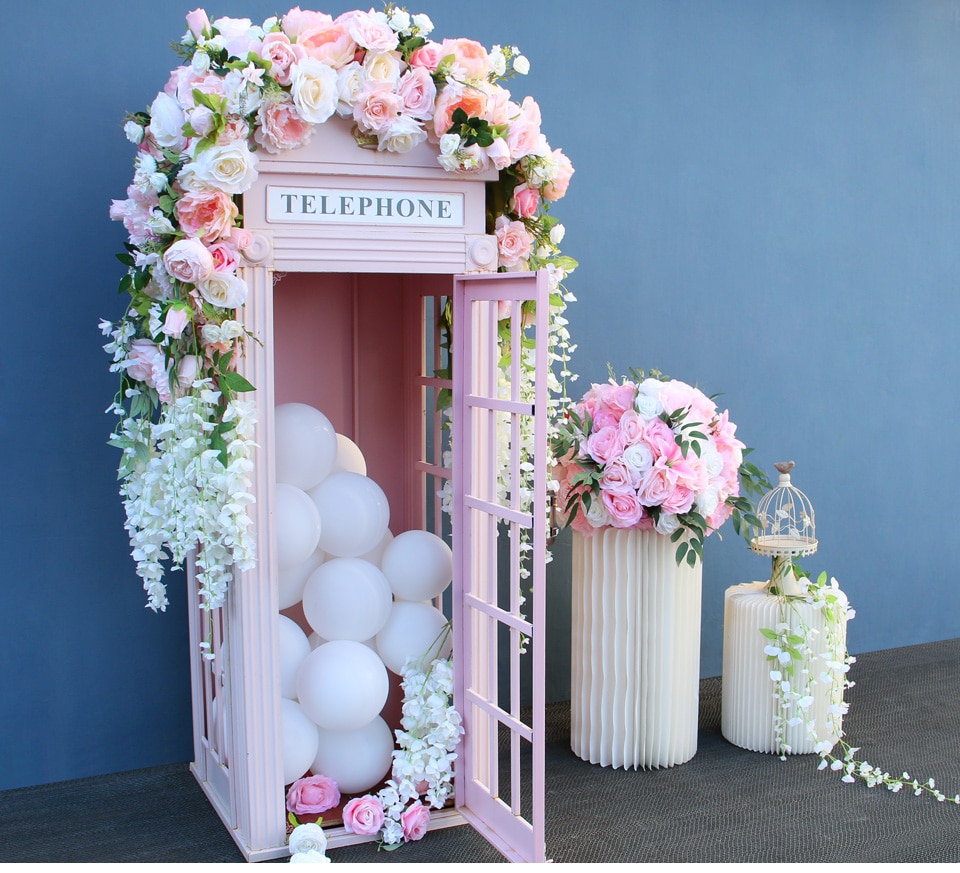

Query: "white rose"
<box><xmin>411</xmin><ymin>13</ymin><xmax>433</xmax><ymax>35</ymax></box>
<box><xmin>124</xmin><ymin>121</ymin><xmax>144</xmax><ymax>144</ymax></box>
<box><xmin>378</xmin><ymin>115</ymin><xmax>428</xmax><ymax>154</ymax></box>
<box><xmin>335</xmin><ymin>62</ymin><xmax>366</xmax><ymax>117</ymax></box>
<box><xmin>513</xmin><ymin>54</ymin><xmax>530</xmax><ymax>75</ymax></box>
<box><xmin>290</xmin><ymin>850</ymin><xmax>330</xmax><ymax>864</ymax></box>
<box><xmin>439</xmin><ymin>133</ymin><xmax>461</xmax><ymax>156</ymax></box>
<box><xmin>699</xmin><ymin>443</ymin><xmax>724</xmax><ymax>478</ymax></box>
<box><xmin>191</xmin><ymin>51</ymin><xmax>211</xmax><ymax>74</ymax></box>
<box><xmin>290</xmin><ymin>57</ymin><xmax>339</xmax><ymax>124</ymax></box>
<box><xmin>223</xmin><ymin>69</ymin><xmax>263</xmax><ymax>116</ymax></box>
<box><xmin>584</xmin><ymin>496</ymin><xmax>611</xmax><ymax>529</ymax></box>
<box><xmin>549</xmin><ymin>223</ymin><xmax>566</xmax><ymax>245</ymax></box>
<box><xmin>179</xmin><ymin>141</ymin><xmax>258</xmax><ymax>195</ymax></box>
<box><xmin>389</xmin><ymin>8</ymin><xmax>410</xmax><ymax>31</ymax></box>
<box><xmin>289</xmin><ymin>823</ymin><xmax>328</xmax><ymax>857</ymax></box>
<box><xmin>696</xmin><ymin>486</ymin><xmax>720</xmax><ymax>521</ymax></box>
<box><xmin>622</xmin><ymin>442</ymin><xmax>654</xmax><ymax>477</ymax></box>
<box><xmin>197</xmin><ymin>272</ymin><xmax>249</xmax><ymax>309</ymax></box>
<box><xmin>634</xmin><ymin>379</ymin><xmax>665</xmax><ymax>419</ymax></box>
<box><xmin>488</xmin><ymin>48</ymin><xmax>507</xmax><ymax>78</ymax></box>
<box><xmin>363</xmin><ymin>50</ymin><xmax>402</xmax><ymax>85</ymax></box>
<box><xmin>654</xmin><ymin>512</ymin><xmax>682</xmax><ymax>536</ymax></box>
<box><xmin>148</xmin><ymin>92</ymin><xmax>186</xmax><ymax>149</ymax></box>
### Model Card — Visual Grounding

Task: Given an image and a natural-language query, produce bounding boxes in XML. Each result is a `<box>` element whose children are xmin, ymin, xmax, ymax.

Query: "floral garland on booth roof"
<box><xmin>103</xmin><ymin>4</ymin><xmax>578</xmax><ymax>616</ymax></box>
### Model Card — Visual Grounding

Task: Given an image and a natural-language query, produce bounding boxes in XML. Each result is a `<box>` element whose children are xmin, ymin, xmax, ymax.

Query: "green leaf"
<box><xmin>675</xmin><ymin>541</ymin><xmax>689</xmax><ymax>566</ymax></box>
<box><xmin>760</xmin><ymin>628</ymin><xmax>780</xmax><ymax>640</ymax></box>
<box><xmin>219</xmin><ymin>371</ymin><xmax>255</xmax><ymax>393</ymax></box>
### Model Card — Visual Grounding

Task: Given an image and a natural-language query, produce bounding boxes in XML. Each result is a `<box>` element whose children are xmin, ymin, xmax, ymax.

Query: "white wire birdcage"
<box><xmin>751</xmin><ymin>461</ymin><xmax>817</xmax><ymax>559</ymax></box>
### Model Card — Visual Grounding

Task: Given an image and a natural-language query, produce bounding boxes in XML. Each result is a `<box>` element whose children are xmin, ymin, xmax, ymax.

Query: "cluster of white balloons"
<box><xmin>274</xmin><ymin>403</ymin><xmax>454</xmax><ymax>796</ymax></box>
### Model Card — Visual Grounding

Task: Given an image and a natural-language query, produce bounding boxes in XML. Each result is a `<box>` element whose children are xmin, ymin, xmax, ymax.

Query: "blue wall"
<box><xmin>2</xmin><ymin>0</ymin><xmax>958</xmax><ymax>790</ymax></box>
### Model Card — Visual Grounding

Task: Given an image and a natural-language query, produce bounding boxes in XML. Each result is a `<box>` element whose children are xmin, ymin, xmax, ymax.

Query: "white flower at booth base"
<box><xmin>289</xmin><ymin>823</ymin><xmax>330</xmax><ymax>863</ymax></box>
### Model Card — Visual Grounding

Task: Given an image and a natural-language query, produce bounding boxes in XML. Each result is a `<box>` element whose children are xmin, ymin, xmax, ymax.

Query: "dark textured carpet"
<box><xmin>1</xmin><ymin>638</ymin><xmax>957</xmax><ymax>863</ymax></box>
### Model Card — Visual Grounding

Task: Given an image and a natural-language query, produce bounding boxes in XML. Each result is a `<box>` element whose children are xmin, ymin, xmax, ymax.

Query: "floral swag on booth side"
<box><xmin>551</xmin><ymin>368</ymin><xmax>767</xmax><ymax>564</ymax></box>
<box><xmin>103</xmin><ymin>4</ymin><xmax>578</xmax><ymax>617</ymax></box>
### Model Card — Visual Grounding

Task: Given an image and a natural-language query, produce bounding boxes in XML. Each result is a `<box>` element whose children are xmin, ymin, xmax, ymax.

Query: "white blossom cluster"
<box><xmin>377</xmin><ymin>656</ymin><xmax>464</xmax><ymax>845</ymax></box>
<box><xmin>765</xmin><ymin>572</ymin><xmax>959</xmax><ymax>804</ymax></box>
<box><xmin>111</xmin><ymin>380</ymin><xmax>257</xmax><ymax>618</ymax></box>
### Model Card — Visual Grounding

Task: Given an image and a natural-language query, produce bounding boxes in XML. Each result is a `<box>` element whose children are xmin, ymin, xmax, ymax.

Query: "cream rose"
<box><xmin>178</xmin><ymin>141</ymin><xmax>258</xmax><ymax>195</ymax></box>
<box><xmin>197</xmin><ymin>272</ymin><xmax>248</xmax><ymax>309</ymax></box>
<box><xmin>290</xmin><ymin>57</ymin><xmax>339</xmax><ymax>124</ymax></box>
<box><xmin>378</xmin><ymin>115</ymin><xmax>428</xmax><ymax>154</ymax></box>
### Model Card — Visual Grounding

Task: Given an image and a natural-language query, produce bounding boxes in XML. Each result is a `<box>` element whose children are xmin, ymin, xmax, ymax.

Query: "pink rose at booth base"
<box><xmin>286</xmin><ymin>774</ymin><xmax>341</xmax><ymax>816</ymax></box>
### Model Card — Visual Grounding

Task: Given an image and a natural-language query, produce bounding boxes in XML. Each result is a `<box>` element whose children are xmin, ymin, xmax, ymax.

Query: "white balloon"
<box><xmin>311</xmin><ymin>717</ymin><xmax>394</xmax><ymax>795</ymax></box>
<box><xmin>278</xmin><ymin>546</ymin><xmax>325</xmax><ymax>610</ymax></box>
<box><xmin>381</xmin><ymin>530</ymin><xmax>453</xmax><ymax>602</ymax></box>
<box><xmin>297</xmin><ymin>641</ymin><xmax>389</xmax><ymax>731</ymax></box>
<box><xmin>375</xmin><ymin>601</ymin><xmax>452</xmax><ymax>675</ymax></box>
<box><xmin>331</xmin><ymin>433</ymin><xmax>367</xmax><ymax>476</ymax></box>
<box><xmin>309</xmin><ymin>472</ymin><xmax>390</xmax><ymax>558</ymax></box>
<box><xmin>358</xmin><ymin>528</ymin><xmax>393</xmax><ymax>568</ymax></box>
<box><xmin>281</xmin><ymin>698</ymin><xmax>320</xmax><ymax>785</ymax></box>
<box><xmin>274</xmin><ymin>403</ymin><xmax>338</xmax><ymax>491</ymax></box>
<box><xmin>278</xmin><ymin>615</ymin><xmax>312</xmax><ymax>699</ymax></box>
<box><xmin>275</xmin><ymin>484</ymin><xmax>322</xmax><ymax>570</ymax></box>
<box><xmin>302</xmin><ymin>558</ymin><xmax>393</xmax><ymax>643</ymax></box>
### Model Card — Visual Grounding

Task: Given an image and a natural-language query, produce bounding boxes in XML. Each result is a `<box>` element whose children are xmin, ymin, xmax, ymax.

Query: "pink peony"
<box><xmin>176</xmin><ymin>191</ymin><xmax>238</xmax><ymax>242</ymax></box>
<box><xmin>342</xmin><ymin>795</ymin><xmax>384</xmax><ymax>836</ymax></box>
<box><xmin>297</xmin><ymin>20</ymin><xmax>357</xmax><ymax>68</ymax></box>
<box><xmin>286</xmin><ymin>774</ymin><xmax>341</xmax><ymax>816</ymax></box>
<box><xmin>401</xmin><ymin>802</ymin><xmax>430</xmax><ymax>842</ymax></box>
<box><xmin>255</xmin><ymin>97</ymin><xmax>314</xmax><ymax>153</ymax></box>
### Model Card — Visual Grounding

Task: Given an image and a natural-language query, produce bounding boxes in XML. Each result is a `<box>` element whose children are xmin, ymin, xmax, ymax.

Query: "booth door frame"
<box><xmin>451</xmin><ymin>270</ymin><xmax>550</xmax><ymax>864</ymax></box>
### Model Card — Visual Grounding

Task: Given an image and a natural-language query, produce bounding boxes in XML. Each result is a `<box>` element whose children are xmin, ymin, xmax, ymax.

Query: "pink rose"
<box><xmin>286</xmin><ymin>774</ymin><xmax>341</xmax><ymax>816</ymax></box>
<box><xmin>255</xmin><ymin>97</ymin><xmax>314</xmax><ymax>153</ymax></box>
<box><xmin>585</xmin><ymin>425</ymin><xmax>624</xmax><ymax>466</ymax></box>
<box><xmin>342</xmin><ymin>795</ymin><xmax>384</xmax><ymax>836</ymax></box>
<box><xmin>485</xmin><ymin>137</ymin><xmax>513</xmax><ymax>170</ymax></box>
<box><xmin>511</xmin><ymin>184</ymin><xmax>540</xmax><ymax>219</ymax></box>
<box><xmin>126</xmin><ymin>339</ymin><xmax>172</xmax><ymax>403</ymax></box>
<box><xmin>347</xmin><ymin>10</ymin><xmax>399</xmax><ymax>52</ymax></box>
<box><xmin>591</xmin><ymin>407</ymin><xmax>619</xmax><ymax>430</ymax></box>
<box><xmin>162</xmin><ymin>306</ymin><xmax>190</xmax><ymax>338</ymax></box>
<box><xmin>400</xmin><ymin>802</ymin><xmax>430</xmax><ymax>842</ymax></box>
<box><xmin>260</xmin><ymin>32</ymin><xmax>305</xmax><ymax>86</ymax></box>
<box><xmin>408</xmin><ymin>41</ymin><xmax>443</xmax><ymax>71</ymax></box>
<box><xmin>176</xmin><ymin>191</ymin><xmax>238</xmax><ymax>242</ymax></box>
<box><xmin>543</xmin><ymin>148</ymin><xmax>574</xmax><ymax>201</ymax></box>
<box><xmin>226</xmin><ymin>226</ymin><xmax>253</xmax><ymax>250</ymax></box>
<box><xmin>397</xmin><ymin>67</ymin><xmax>437</xmax><ymax>120</ymax></box>
<box><xmin>494</xmin><ymin>215</ymin><xmax>532</xmax><ymax>269</ymax></box>
<box><xmin>163</xmin><ymin>237</ymin><xmax>215</xmax><ymax>285</ymax></box>
<box><xmin>659</xmin><ymin>380</ymin><xmax>716</xmax><ymax>423</ymax></box>
<box><xmin>598</xmin><ymin>382</ymin><xmax>636</xmax><ymax>415</ymax></box>
<box><xmin>599</xmin><ymin>458</ymin><xmax>635</xmax><ymax>494</ymax></box>
<box><xmin>661</xmin><ymin>482</ymin><xmax>696</xmax><ymax>516</ymax></box>
<box><xmin>110</xmin><ymin>185</ymin><xmax>158</xmax><ymax>247</ymax></box>
<box><xmin>602</xmin><ymin>489</ymin><xmax>645</xmax><ymax>528</ymax></box>
<box><xmin>619</xmin><ymin>409</ymin><xmax>645</xmax><ymax>445</ymax></box>
<box><xmin>641</xmin><ymin>418</ymin><xmax>678</xmax><ymax>459</ymax></box>
<box><xmin>440</xmin><ymin>37</ymin><xmax>489</xmax><ymax>79</ymax></box>
<box><xmin>353</xmin><ymin>82</ymin><xmax>403</xmax><ymax>132</ymax></box>
<box><xmin>207</xmin><ymin>240</ymin><xmax>241</xmax><ymax>273</ymax></box>
<box><xmin>506</xmin><ymin>97</ymin><xmax>547</xmax><ymax>162</ymax></box>
<box><xmin>175</xmin><ymin>354</ymin><xmax>200</xmax><ymax>396</ymax></box>
<box><xmin>281</xmin><ymin>7</ymin><xmax>333</xmax><ymax>39</ymax></box>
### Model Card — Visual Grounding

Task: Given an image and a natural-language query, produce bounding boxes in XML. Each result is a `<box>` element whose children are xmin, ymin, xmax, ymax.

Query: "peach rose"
<box><xmin>176</xmin><ymin>191</ymin><xmax>238</xmax><ymax>241</ymax></box>
<box><xmin>543</xmin><ymin>148</ymin><xmax>574</xmax><ymax>201</ymax></box>
<box><xmin>440</xmin><ymin>37</ymin><xmax>489</xmax><ymax>79</ymax></box>
<box><xmin>432</xmin><ymin>83</ymin><xmax>488</xmax><ymax>139</ymax></box>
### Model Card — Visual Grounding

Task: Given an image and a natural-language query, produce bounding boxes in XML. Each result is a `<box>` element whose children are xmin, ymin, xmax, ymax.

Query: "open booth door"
<box><xmin>451</xmin><ymin>270</ymin><xmax>550</xmax><ymax>863</ymax></box>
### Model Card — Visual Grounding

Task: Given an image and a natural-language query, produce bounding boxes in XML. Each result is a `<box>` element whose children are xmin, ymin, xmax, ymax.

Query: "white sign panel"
<box><xmin>266</xmin><ymin>185</ymin><xmax>465</xmax><ymax>227</ymax></box>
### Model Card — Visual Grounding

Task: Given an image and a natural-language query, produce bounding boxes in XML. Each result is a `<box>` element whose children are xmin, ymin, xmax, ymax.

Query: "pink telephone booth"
<box><xmin>184</xmin><ymin>116</ymin><xmax>551</xmax><ymax>862</ymax></box>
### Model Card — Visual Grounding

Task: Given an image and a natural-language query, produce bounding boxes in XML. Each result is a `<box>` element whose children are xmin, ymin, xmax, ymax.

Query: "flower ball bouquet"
<box><xmin>550</xmin><ymin>368</ymin><xmax>768</xmax><ymax>566</ymax></box>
